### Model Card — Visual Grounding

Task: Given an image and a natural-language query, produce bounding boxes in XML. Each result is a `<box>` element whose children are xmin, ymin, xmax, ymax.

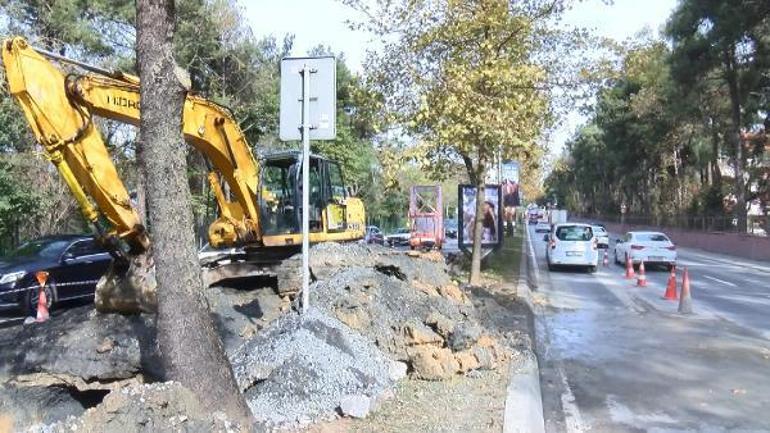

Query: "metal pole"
<box><xmin>301</xmin><ymin>64</ymin><xmax>311</xmax><ymax>315</ymax></box>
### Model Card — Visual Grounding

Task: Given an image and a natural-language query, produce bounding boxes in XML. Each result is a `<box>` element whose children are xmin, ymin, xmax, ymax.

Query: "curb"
<box><xmin>503</xmin><ymin>227</ymin><xmax>545</xmax><ymax>433</ymax></box>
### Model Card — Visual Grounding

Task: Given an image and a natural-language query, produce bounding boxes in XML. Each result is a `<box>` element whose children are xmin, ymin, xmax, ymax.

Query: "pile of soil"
<box><xmin>3</xmin><ymin>242</ymin><xmax>521</xmax><ymax>432</ymax></box>
<box><xmin>231</xmin><ymin>307</ymin><xmax>399</xmax><ymax>429</ymax></box>
<box><xmin>307</xmin><ymin>243</ymin><xmax>512</xmax><ymax>380</ymax></box>
<box><xmin>26</xmin><ymin>382</ymin><xmax>244</xmax><ymax>433</ymax></box>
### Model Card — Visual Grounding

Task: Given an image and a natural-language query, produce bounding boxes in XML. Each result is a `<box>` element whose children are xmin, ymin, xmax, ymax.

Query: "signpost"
<box><xmin>280</xmin><ymin>56</ymin><xmax>336</xmax><ymax>314</ymax></box>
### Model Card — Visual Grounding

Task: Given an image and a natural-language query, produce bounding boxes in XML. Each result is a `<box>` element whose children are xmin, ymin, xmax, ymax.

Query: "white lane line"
<box><xmin>702</xmin><ymin>274</ymin><xmax>737</xmax><ymax>287</ymax></box>
<box><xmin>559</xmin><ymin>368</ymin><xmax>588</xmax><ymax>433</ymax></box>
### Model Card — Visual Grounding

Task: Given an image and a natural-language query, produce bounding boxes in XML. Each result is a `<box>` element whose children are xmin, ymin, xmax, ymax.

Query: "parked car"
<box><xmin>198</xmin><ymin>243</ymin><xmax>245</xmax><ymax>266</ymax></box>
<box><xmin>535</xmin><ymin>221</ymin><xmax>551</xmax><ymax>233</ymax></box>
<box><xmin>385</xmin><ymin>228</ymin><xmax>411</xmax><ymax>247</ymax></box>
<box><xmin>444</xmin><ymin>219</ymin><xmax>458</xmax><ymax>239</ymax></box>
<box><xmin>613</xmin><ymin>231</ymin><xmax>676</xmax><ymax>270</ymax></box>
<box><xmin>591</xmin><ymin>225</ymin><xmax>609</xmax><ymax>249</ymax></box>
<box><xmin>0</xmin><ymin>235</ymin><xmax>112</xmax><ymax>314</ymax></box>
<box><xmin>544</xmin><ymin>223</ymin><xmax>599</xmax><ymax>272</ymax></box>
<box><xmin>364</xmin><ymin>226</ymin><xmax>385</xmax><ymax>245</ymax></box>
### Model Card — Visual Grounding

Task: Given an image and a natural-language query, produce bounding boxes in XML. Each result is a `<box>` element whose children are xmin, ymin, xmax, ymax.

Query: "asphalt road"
<box><xmin>530</xmin><ymin>225</ymin><xmax>770</xmax><ymax>433</ymax></box>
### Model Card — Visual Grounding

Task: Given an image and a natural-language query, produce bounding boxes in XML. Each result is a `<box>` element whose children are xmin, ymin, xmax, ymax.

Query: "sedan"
<box><xmin>0</xmin><ymin>235</ymin><xmax>112</xmax><ymax>314</ymax></box>
<box><xmin>614</xmin><ymin>231</ymin><xmax>676</xmax><ymax>270</ymax></box>
<box><xmin>591</xmin><ymin>225</ymin><xmax>609</xmax><ymax>249</ymax></box>
<box><xmin>385</xmin><ymin>228</ymin><xmax>411</xmax><ymax>247</ymax></box>
<box><xmin>364</xmin><ymin>226</ymin><xmax>385</xmax><ymax>245</ymax></box>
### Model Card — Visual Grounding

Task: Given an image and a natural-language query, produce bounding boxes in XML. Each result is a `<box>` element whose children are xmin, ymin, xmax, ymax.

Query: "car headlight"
<box><xmin>0</xmin><ymin>271</ymin><xmax>25</xmax><ymax>285</ymax></box>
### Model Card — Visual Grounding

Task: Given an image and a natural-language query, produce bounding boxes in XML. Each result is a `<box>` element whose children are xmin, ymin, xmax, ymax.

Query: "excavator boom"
<box><xmin>2</xmin><ymin>37</ymin><xmax>262</xmax><ymax>252</ymax></box>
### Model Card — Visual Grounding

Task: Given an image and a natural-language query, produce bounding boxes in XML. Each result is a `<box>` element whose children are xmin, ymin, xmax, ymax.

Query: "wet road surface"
<box><xmin>530</xmin><ymin>226</ymin><xmax>770</xmax><ymax>433</ymax></box>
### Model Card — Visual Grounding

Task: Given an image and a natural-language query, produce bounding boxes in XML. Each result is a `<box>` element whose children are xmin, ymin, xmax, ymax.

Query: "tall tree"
<box><xmin>345</xmin><ymin>0</ymin><xmax>583</xmax><ymax>284</ymax></box>
<box><xmin>135</xmin><ymin>0</ymin><xmax>252</xmax><ymax>424</ymax></box>
<box><xmin>667</xmin><ymin>0</ymin><xmax>770</xmax><ymax>231</ymax></box>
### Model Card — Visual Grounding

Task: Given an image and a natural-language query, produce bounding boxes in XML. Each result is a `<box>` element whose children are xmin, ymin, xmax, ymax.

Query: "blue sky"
<box><xmin>243</xmin><ymin>0</ymin><xmax>678</xmax><ymax>153</ymax></box>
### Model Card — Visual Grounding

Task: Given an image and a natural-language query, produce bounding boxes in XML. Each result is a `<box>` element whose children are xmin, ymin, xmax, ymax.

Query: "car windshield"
<box><xmin>5</xmin><ymin>239</ymin><xmax>71</xmax><ymax>259</ymax></box>
<box><xmin>592</xmin><ymin>226</ymin><xmax>607</xmax><ymax>234</ymax></box>
<box><xmin>636</xmin><ymin>233</ymin><xmax>670</xmax><ymax>242</ymax></box>
<box><xmin>555</xmin><ymin>226</ymin><xmax>593</xmax><ymax>241</ymax></box>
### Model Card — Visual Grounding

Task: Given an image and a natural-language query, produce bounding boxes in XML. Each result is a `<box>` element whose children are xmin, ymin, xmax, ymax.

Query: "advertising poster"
<box><xmin>458</xmin><ymin>185</ymin><xmax>503</xmax><ymax>250</ymax></box>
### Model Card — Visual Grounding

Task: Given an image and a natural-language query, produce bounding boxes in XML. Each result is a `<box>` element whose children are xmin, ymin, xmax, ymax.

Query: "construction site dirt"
<box><xmin>0</xmin><ymin>242</ymin><xmax>533</xmax><ymax>433</ymax></box>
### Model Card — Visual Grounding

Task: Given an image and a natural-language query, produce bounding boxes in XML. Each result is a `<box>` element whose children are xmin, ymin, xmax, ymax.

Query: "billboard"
<box><xmin>501</xmin><ymin>160</ymin><xmax>520</xmax><ymax>208</ymax></box>
<box><xmin>458</xmin><ymin>184</ymin><xmax>503</xmax><ymax>250</ymax></box>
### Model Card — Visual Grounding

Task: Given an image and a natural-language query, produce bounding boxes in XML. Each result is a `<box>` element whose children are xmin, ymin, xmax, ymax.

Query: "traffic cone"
<box><xmin>603</xmin><ymin>250</ymin><xmax>609</xmax><ymax>267</ymax></box>
<box><xmin>35</xmin><ymin>271</ymin><xmax>50</xmax><ymax>323</ymax></box>
<box><xmin>663</xmin><ymin>265</ymin><xmax>678</xmax><ymax>300</ymax></box>
<box><xmin>624</xmin><ymin>255</ymin><xmax>635</xmax><ymax>279</ymax></box>
<box><xmin>636</xmin><ymin>260</ymin><xmax>647</xmax><ymax>287</ymax></box>
<box><xmin>678</xmin><ymin>267</ymin><xmax>693</xmax><ymax>314</ymax></box>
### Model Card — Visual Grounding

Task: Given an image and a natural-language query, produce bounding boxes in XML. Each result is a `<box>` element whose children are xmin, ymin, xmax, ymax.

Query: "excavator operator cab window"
<box><xmin>260</xmin><ymin>159</ymin><xmax>296</xmax><ymax>235</ymax></box>
<box><xmin>327</xmin><ymin>162</ymin><xmax>346</xmax><ymax>201</ymax></box>
<box><xmin>259</xmin><ymin>155</ymin><xmax>325</xmax><ymax>235</ymax></box>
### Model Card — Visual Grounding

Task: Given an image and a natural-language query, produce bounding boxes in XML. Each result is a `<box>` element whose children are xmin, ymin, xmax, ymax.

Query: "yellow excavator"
<box><xmin>1</xmin><ymin>36</ymin><xmax>365</xmax><ymax>293</ymax></box>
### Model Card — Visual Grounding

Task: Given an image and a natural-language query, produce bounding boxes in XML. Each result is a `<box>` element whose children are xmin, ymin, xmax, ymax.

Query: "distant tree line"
<box><xmin>546</xmin><ymin>0</ymin><xmax>770</xmax><ymax>232</ymax></box>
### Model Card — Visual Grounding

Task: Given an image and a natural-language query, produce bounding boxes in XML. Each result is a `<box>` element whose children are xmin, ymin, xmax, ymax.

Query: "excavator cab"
<box><xmin>257</xmin><ymin>151</ymin><xmax>363</xmax><ymax>256</ymax></box>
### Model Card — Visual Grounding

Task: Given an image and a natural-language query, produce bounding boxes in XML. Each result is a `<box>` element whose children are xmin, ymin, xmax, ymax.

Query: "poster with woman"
<box><xmin>458</xmin><ymin>185</ymin><xmax>503</xmax><ymax>250</ymax></box>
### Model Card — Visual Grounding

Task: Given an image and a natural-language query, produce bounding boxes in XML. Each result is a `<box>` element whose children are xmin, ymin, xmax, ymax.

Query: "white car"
<box><xmin>613</xmin><ymin>231</ymin><xmax>676</xmax><ymax>270</ymax></box>
<box><xmin>544</xmin><ymin>223</ymin><xmax>600</xmax><ymax>272</ymax></box>
<box><xmin>198</xmin><ymin>243</ymin><xmax>245</xmax><ymax>266</ymax></box>
<box><xmin>534</xmin><ymin>221</ymin><xmax>551</xmax><ymax>233</ymax></box>
<box><xmin>385</xmin><ymin>228</ymin><xmax>411</xmax><ymax>246</ymax></box>
<box><xmin>591</xmin><ymin>225</ymin><xmax>609</xmax><ymax>249</ymax></box>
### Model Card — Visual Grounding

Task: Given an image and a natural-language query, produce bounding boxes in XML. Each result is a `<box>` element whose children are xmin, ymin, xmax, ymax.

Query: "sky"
<box><xmin>243</xmin><ymin>0</ymin><xmax>678</xmax><ymax>155</ymax></box>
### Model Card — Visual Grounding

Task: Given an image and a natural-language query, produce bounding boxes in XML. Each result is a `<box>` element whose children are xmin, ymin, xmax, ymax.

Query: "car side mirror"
<box><xmin>542</xmin><ymin>234</ymin><xmax>549</xmax><ymax>242</ymax></box>
<box><xmin>62</xmin><ymin>252</ymin><xmax>75</xmax><ymax>263</ymax></box>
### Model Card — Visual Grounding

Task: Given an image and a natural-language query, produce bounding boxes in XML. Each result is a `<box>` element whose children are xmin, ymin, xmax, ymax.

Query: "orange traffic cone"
<box><xmin>603</xmin><ymin>250</ymin><xmax>609</xmax><ymax>267</ymax></box>
<box><xmin>678</xmin><ymin>267</ymin><xmax>693</xmax><ymax>314</ymax></box>
<box><xmin>663</xmin><ymin>265</ymin><xmax>678</xmax><ymax>300</ymax></box>
<box><xmin>636</xmin><ymin>260</ymin><xmax>647</xmax><ymax>287</ymax></box>
<box><xmin>35</xmin><ymin>271</ymin><xmax>50</xmax><ymax>323</ymax></box>
<box><xmin>624</xmin><ymin>255</ymin><xmax>635</xmax><ymax>279</ymax></box>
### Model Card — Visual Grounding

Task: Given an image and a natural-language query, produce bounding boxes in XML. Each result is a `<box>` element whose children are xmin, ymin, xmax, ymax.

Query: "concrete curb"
<box><xmin>503</xmin><ymin>228</ymin><xmax>545</xmax><ymax>433</ymax></box>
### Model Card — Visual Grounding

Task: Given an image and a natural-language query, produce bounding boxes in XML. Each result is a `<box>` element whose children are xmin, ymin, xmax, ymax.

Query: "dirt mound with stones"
<box><xmin>25</xmin><ymin>382</ymin><xmax>245</xmax><ymax>433</ymax></box>
<box><xmin>307</xmin><ymin>243</ymin><xmax>511</xmax><ymax>380</ymax></box>
<box><xmin>230</xmin><ymin>307</ymin><xmax>400</xmax><ymax>429</ymax></box>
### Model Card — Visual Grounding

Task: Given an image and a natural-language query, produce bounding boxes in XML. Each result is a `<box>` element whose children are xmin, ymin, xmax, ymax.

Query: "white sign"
<box><xmin>279</xmin><ymin>56</ymin><xmax>337</xmax><ymax>141</ymax></box>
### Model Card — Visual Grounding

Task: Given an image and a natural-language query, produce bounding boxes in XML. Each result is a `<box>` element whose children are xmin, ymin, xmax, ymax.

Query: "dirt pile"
<box><xmin>26</xmin><ymin>382</ymin><xmax>245</xmax><ymax>433</ymax></box>
<box><xmin>307</xmin><ymin>243</ymin><xmax>511</xmax><ymax>380</ymax></box>
<box><xmin>230</xmin><ymin>307</ymin><xmax>397</xmax><ymax>430</ymax></box>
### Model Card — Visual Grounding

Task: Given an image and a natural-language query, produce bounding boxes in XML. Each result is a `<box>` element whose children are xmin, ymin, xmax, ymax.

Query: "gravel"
<box><xmin>230</xmin><ymin>307</ymin><xmax>396</xmax><ymax>429</ymax></box>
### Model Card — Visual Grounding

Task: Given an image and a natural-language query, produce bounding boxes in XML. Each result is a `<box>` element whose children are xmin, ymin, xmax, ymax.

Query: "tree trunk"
<box><xmin>469</xmin><ymin>162</ymin><xmax>486</xmax><ymax>285</ymax></box>
<box><xmin>135</xmin><ymin>0</ymin><xmax>252</xmax><ymax>425</ymax></box>
<box><xmin>724</xmin><ymin>47</ymin><xmax>746</xmax><ymax>232</ymax></box>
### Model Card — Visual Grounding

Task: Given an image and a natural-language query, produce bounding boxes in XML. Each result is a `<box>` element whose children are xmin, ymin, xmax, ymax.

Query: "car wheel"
<box><xmin>22</xmin><ymin>278</ymin><xmax>55</xmax><ymax>316</ymax></box>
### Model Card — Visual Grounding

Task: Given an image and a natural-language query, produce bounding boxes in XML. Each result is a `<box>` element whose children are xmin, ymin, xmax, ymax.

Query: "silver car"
<box><xmin>592</xmin><ymin>225</ymin><xmax>609</xmax><ymax>249</ymax></box>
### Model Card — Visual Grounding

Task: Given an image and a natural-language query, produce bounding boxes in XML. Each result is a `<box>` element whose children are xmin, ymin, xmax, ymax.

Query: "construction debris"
<box><xmin>0</xmin><ymin>241</ymin><xmax>521</xmax><ymax>431</ymax></box>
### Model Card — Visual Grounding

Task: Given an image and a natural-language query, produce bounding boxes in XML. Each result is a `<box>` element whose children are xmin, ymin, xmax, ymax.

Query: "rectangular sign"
<box><xmin>458</xmin><ymin>184</ymin><xmax>503</xmax><ymax>249</ymax></box>
<box><xmin>279</xmin><ymin>56</ymin><xmax>336</xmax><ymax>141</ymax></box>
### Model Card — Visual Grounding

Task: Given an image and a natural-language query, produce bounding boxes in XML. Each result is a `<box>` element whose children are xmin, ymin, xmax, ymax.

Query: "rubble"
<box><xmin>307</xmin><ymin>243</ymin><xmax>511</xmax><ymax>381</ymax></box>
<box><xmin>1</xmin><ymin>241</ymin><xmax>519</xmax><ymax>431</ymax></box>
<box><xmin>26</xmin><ymin>382</ymin><xmax>245</xmax><ymax>433</ymax></box>
<box><xmin>230</xmin><ymin>307</ymin><xmax>396</xmax><ymax>429</ymax></box>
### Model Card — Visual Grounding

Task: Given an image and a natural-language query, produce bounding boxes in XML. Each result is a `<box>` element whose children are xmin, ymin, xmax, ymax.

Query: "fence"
<box><xmin>576</xmin><ymin>214</ymin><xmax>768</xmax><ymax>237</ymax></box>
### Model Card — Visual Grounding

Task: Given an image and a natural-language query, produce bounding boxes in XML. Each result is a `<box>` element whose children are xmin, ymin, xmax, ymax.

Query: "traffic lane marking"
<box><xmin>702</xmin><ymin>274</ymin><xmax>738</xmax><ymax>288</ymax></box>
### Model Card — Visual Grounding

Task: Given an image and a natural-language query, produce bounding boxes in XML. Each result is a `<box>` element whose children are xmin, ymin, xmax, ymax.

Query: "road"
<box><xmin>530</xmin><ymin>225</ymin><xmax>770</xmax><ymax>433</ymax></box>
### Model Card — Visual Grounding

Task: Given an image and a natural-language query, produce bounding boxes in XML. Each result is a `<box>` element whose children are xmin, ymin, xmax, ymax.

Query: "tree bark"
<box><xmin>135</xmin><ymin>0</ymin><xmax>252</xmax><ymax>425</ymax></box>
<box><xmin>723</xmin><ymin>47</ymin><xmax>746</xmax><ymax>232</ymax></box>
<box><xmin>469</xmin><ymin>161</ymin><xmax>486</xmax><ymax>285</ymax></box>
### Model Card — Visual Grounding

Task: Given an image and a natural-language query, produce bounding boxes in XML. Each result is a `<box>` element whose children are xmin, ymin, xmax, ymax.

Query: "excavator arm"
<box><xmin>2</xmin><ymin>37</ymin><xmax>262</xmax><ymax>253</ymax></box>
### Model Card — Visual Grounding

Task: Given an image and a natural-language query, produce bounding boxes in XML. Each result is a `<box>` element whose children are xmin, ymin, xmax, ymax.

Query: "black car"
<box><xmin>0</xmin><ymin>235</ymin><xmax>112</xmax><ymax>314</ymax></box>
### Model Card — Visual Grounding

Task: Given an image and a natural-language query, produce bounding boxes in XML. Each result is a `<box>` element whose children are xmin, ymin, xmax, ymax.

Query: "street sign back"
<box><xmin>279</xmin><ymin>56</ymin><xmax>336</xmax><ymax>141</ymax></box>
